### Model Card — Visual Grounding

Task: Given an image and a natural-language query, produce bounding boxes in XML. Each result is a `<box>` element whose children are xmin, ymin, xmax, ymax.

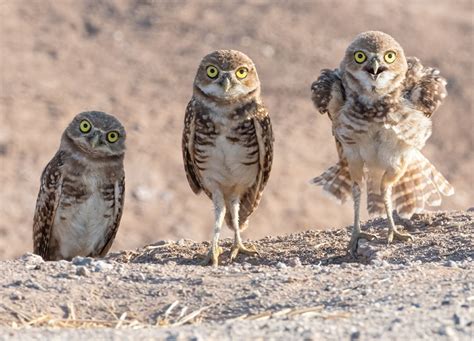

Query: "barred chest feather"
<box><xmin>336</xmin><ymin>94</ymin><xmax>431</xmax><ymax>170</ymax></box>
<box><xmin>194</xmin><ymin>104</ymin><xmax>259</xmax><ymax>194</ymax></box>
<box><xmin>52</xmin><ymin>160</ymin><xmax>116</xmax><ymax>259</ymax></box>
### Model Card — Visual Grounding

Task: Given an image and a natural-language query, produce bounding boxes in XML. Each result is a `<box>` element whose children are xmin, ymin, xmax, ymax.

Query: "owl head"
<box><xmin>63</xmin><ymin>111</ymin><xmax>126</xmax><ymax>158</ymax></box>
<box><xmin>193</xmin><ymin>50</ymin><xmax>261</xmax><ymax>102</ymax></box>
<box><xmin>341</xmin><ymin>31</ymin><xmax>408</xmax><ymax>95</ymax></box>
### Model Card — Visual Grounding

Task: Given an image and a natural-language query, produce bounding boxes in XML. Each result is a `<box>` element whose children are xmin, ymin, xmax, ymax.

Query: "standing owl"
<box><xmin>33</xmin><ymin>111</ymin><xmax>126</xmax><ymax>261</ymax></box>
<box><xmin>310</xmin><ymin>31</ymin><xmax>454</xmax><ymax>256</ymax></box>
<box><xmin>182</xmin><ymin>50</ymin><xmax>273</xmax><ymax>266</ymax></box>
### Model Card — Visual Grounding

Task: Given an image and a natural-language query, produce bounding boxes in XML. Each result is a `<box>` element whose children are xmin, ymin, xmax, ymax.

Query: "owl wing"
<box><xmin>311</xmin><ymin>68</ymin><xmax>345</xmax><ymax>119</ymax></box>
<box><xmin>97</xmin><ymin>175</ymin><xmax>125</xmax><ymax>257</ymax></box>
<box><xmin>182</xmin><ymin>100</ymin><xmax>204</xmax><ymax>195</ymax></box>
<box><xmin>404</xmin><ymin>56</ymin><xmax>447</xmax><ymax>117</ymax></box>
<box><xmin>33</xmin><ymin>151</ymin><xmax>65</xmax><ymax>260</ymax></box>
<box><xmin>311</xmin><ymin>68</ymin><xmax>347</xmax><ymax>161</ymax></box>
<box><xmin>238</xmin><ymin>105</ymin><xmax>274</xmax><ymax>226</ymax></box>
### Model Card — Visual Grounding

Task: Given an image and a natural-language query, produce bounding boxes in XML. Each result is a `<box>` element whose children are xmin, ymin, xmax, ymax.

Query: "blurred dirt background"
<box><xmin>0</xmin><ymin>0</ymin><xmax>472</xmax><ymax>260</ymax></box>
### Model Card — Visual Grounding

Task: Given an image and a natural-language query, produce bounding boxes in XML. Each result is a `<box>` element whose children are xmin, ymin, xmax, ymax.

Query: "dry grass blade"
<box><xmin>164</xmin><ymin>300</ymin><xmax>180</xmax><ymax>318</ymax></box>
<box><xmin>243</xmin><ymin>306</ymin><xmax>326</xmax><ymax>320</ymax></box>
<box><xmin>271</xmin><ymin>308</ymin><xmax>293</xmax><ymax>317</ymax></box>
<box><xmin>178</xmin><ymin>306</ymin><xmax>188</xmax><ymax>319</ymax></box>
<box><xmin>171</xmin><ymin>306</ymin><xmax>208</xmax><ymax>327</ymax></box>
<box><xmin>245</xmin><ymin>311</ymin><xmax>272</xmax><ymax>321</ymax></box>
<box><xmin>2</xmin><ymin>304</ymin><xmax>33</xmax><ymax>325</ymax></box>
<box><xmin>66</xmin><ymin>302</ymin><xmax>76</xmax><ymax>320</ymax></box>
<box><xmin>115</xmin><ymin>312</ymin><xmax>127</xmax><ymax>329</ymax></box>
<box><xmin>287</xmin><ymin>306</ymin><xmax>325</xmax><ymax>317</ymax></box>
<box><xmin>144</xmin><ymin>243</ymin><xmax>171</xmax><ymax>250</ymax></box>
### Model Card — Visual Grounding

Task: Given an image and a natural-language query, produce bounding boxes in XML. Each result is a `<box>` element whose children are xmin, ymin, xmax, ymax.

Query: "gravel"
<box><xmin>0</xmin><ymin>211</ymin><xmax>472</xmax><ymax>340</ymax></box>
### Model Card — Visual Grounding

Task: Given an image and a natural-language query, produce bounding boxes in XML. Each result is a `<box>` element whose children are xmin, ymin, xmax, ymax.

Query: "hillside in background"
<box><xmin>0</xmin><ymin>0</ymin><xmax>472</xmax><ymax>259</ymax></box>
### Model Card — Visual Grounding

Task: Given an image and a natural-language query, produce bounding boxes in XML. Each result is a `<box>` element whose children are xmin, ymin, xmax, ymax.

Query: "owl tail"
<box><xmin>310</xmin><ymin>159</ymin><xmax>352</xmax><ymax>204</ymax></box>
<box><xmin>367</xmin><ymin>151</ymin><xmax>455</xmax><ymax>218</ymax></box>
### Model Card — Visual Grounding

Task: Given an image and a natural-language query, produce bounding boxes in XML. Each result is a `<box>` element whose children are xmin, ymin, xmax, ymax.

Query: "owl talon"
<box><xmin>230</xmin><ymin>243</ymin><xmax>259</xmax><ymax>262</ymax></box>
<box><xmin>348</xmin><ymin>232</ymin><xmax>377</xmax><ymax>258</ymax></box>
<box><xmin>196</xmin><ymin>246</ymin><xmax>223</xmax><ymax>267</ymax></box>
<box><xmin>387</xmin><ymin>227</ymin><xmax>414</xmax><ymax>245</ymax></box>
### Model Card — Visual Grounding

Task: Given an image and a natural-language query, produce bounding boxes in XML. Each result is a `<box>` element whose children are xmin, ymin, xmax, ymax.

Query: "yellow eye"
<box><xmin>354</xmin><ymin>51</ymin><xmax>367</xmax><ymax>64</ymax></box>
<box><xmin>107</xmin><ymin>131</ymin><xmax>120</xmax><ymax>143</ymax></box>
<box><xmin>206</xmin><ymin>65</ymin><xmax>219</xmax><ymax>79</ymax></box>
<box><xmin>235</xmin><ymin>67</ymin><xmax>248</xmax><ymax>79</ymax></box>
<box><xmin>384</xmin><ymin>51</ymin><xmax>397</xmax><ymax>64</ymax></box>
<box><xmin>79</xmin><ymin>119</ymin><xmax>92</xmax><ymax>133</ymax></box>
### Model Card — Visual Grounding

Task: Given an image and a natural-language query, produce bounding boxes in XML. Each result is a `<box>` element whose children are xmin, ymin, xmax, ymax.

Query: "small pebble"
<box><xmin>438</xmin><ymin>325</ymin><xmax>455</xmax><ymax>337</ymax></box>
<box><xmin>20</xmin><ymin>253</ymin><xmax>44</xmax><ymax>264</ymax></box>
<box><xmin>288</xmin><ymin>257</ymin><xmax>302</xmax><ymax>267</ymax></box>
<box><xmin>445</xmin><ymin>260</ymin><xmax>457</xmax><ymax>268</ymax></box>
<box><xmin>76</xmin><ymin>266</ymin><xmax>90</xmax><ymax>277</ymax></box>
<box><xmin>93</xmin><ymin>261</ymin><xmax>113</xmax><ymax>272</ymax></box>
<box><xmin>72</xmin><ymin>256</ymin><xmax>93</xmax><ymax>266</ymax></box>
<box><xmin>276</xmin><ymin>262</ymin><xmax>287</xmax><ymax>269</ymax></box>
<box><xmin>9</xmin><ymin>291</ymin><xmax>25</xmax><ymax>300</ymax></box>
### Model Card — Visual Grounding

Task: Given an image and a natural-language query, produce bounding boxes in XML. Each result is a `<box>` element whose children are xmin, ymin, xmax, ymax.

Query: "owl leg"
<box><xmin>348</xmin><ymin>183</ymin><xmax>377</xmax><ymax>257</ymax></box>
<box><xmin>381</xmin><ymin>168</ymin><xmax>414</xmax><ymax>244</ymax></box>
<box><xmin>199</xmin><ymin>191</ymin><xmax>225</xmax><ymax>266</ymax></box>
<box><xmin>229</xmin><ymin>198</ymin><xmax>259</xmax><ymax>262</ymax></box>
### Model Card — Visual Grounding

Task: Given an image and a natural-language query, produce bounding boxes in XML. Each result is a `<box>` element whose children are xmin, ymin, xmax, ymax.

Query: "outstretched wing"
<box><xmin>404</xmin><ymin>56</ymin><xmax>447</xmax><ymax>117</ymax></box>
<box><xmin>97</xmin><ymin>175</ymin><xmax>125</xmax><ymax>257</ymax></box>
<box><xmin>182</xmin><ymin>100</ymin><xmax>204</xmax><ymax>195</ymax></box>
<box><xmin>238</xmin><ymin>105</ymin><xmax>274</xmax><ymax>228</ymax></box>
<box><xmin>311</xmin><ymin>68</ymin><xmax>345</xmax><ymax>119</ymax></box>
<box><xmin>33</xmin><ymin>151</ymin><xmax>65</xmax><ymax>260</ymax></box>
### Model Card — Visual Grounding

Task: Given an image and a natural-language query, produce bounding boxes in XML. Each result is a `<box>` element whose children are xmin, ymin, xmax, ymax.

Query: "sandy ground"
<box><xmin>0</xmin><ymin>0</ymin><xmax>473</xmax><ymax>260</ymax></box>
<box><xmin>0</xmin><ymin>211</ymin><xmax>473</xmax><ymax>340</ymax></box>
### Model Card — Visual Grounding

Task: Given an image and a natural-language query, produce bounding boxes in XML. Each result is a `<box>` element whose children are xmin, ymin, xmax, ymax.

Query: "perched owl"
<box><xmin>310</xmin><ymin>31</ymin><xmax>454</xmax><ymax>256</ymax></box>
<box><xmin>182</xmin><ymin>50</ymin><xmax>273</xmax><ymax>266</ymax></box>
<box><xmin>33</xmin><ymin>111</ymin><xmax>126</xmax><ymax>261</ymax></box>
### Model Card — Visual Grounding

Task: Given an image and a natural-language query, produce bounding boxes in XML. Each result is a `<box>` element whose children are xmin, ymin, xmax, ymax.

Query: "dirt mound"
<box><xmin>108</xmin><ymin>211</ymin><xmax>474</xmax><ymax>267</ymax></box>
<box><xmin>0</xmin><ymin>211</ymin><xmax>472</xmax><ymax>339</ymax></box>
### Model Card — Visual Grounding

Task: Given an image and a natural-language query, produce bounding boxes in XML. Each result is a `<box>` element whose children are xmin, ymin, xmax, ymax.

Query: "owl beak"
<box><xmin>220</xmin><ymin>74</ymin><xmax>232</xmax><ymax>93</ymax></box>
<box><xmin>369</xmin><ymin>59</ymin><xmax>380</xmax><ymax>78</ymax></box>
<box><xmin>89</xmin><ymin>132</ymin><xmax>101</xmax><ymax>148</ymax></box>
<box><xmin>365</xmin><ymin>58</ymin><xmax>387</xmax><ymax>80</ymax></box>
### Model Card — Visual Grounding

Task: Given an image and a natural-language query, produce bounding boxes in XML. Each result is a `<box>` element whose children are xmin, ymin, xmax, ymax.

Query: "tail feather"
<box><xmin>311</xmin><ymin>159</ymin><xmax>352</xmax><ymax>203</ymax></box>
<box><xmin>367</xmin><ymin>151</ymin><xmax>454</xmax><ymax>218</ymax></box>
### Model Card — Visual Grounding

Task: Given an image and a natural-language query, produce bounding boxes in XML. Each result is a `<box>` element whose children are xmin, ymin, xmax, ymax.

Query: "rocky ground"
<box><xmin>0</xmin><ymin>211</ymin><xmax>472</xmax><ymax>340</ymax></box>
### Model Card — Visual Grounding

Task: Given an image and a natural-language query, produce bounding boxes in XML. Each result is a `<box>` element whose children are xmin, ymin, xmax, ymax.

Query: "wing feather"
<box><xmin>33</xmin><ymin>151</ymin><xmax>65</xmax><ymax>260</ymax></box>
<box><xmin>98</xmin><ymin>176</ymin><xmax>125</xmax><ymax>257</ymax></box>
<box><xmin>182</xmin><ymin>100</ymin><xmax>204</xmax><ymax>194</ymax></box>
<box><xmin>404</xmin><ymin>56</ymin><xmax>447</xmax><ymax>117</ymax></box>
<box><xmin>237</xmin><ymin>105</ymin><xmax>273</xmax><ymax>229</ymax></box>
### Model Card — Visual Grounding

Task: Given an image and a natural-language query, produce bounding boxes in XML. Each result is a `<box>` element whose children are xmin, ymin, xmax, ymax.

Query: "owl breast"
<box><xmin>336</xmin><ymin>101</ymin><xmax>431</xmax><ymax>171</ymax></box>
<box><xmin>197</xmin><ymin>113</ymin><xmax>259</xmax><ymax>195</ymax></box>
<box><xmin>52</xmin><ymin>168</ymin><xmax>114</xmax><ymax>259</ymax></box>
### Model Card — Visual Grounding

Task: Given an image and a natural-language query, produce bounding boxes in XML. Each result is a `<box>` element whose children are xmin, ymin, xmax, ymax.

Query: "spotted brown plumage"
<box><xmin>310</xmin><ymin>31</ymin><xmax>454</xmax><ymax>257</ymax></box>
<box><xmin>32</xmin><ymin>111</ymin><xmax>126</xmax><ymax>261</ymax></box>
<box><xmin>182</xmin><ymin>50</ymin><xmax>274</xmax><ymax>266</ymax></box>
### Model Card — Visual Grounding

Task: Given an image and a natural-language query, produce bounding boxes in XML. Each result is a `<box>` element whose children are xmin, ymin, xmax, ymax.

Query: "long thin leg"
<box><xmin>200</xmin><ymin>191</ymin><xmax>225</xmax><ymax>266</ymax></box>
<box><xmin>381</xmin><ymin>172</ymin><xmax>414</xmax><ymax>244</ymax></box>
<box><xmin>348</xmin><ymin>183</ymin><xmax>377</xmax><ymax>257</ymax></box>
<box><xmin>229</xmin><ymin>197</ymin><xmax>259</xmax><ymax>262</ymax></box>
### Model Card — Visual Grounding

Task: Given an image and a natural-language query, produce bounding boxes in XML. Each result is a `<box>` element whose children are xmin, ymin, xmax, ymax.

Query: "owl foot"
<box><xmin>387</xmin><ymin>227</ymin><xmax>414</xmax><ymax>245</ymax></box>
<box><xmin>230</xmin><ymin>242</ymin><xmax>260</xmax><ymax>262</ymax></box>
<box><xmin>195</xmin><ymin>245</ymin><xmax>223</xmax><ymax>267</ymax></box>
<box><xmin>348</xmin><ymin>232</ymin><xmax>377</xmax><ymax>258</ymax></box>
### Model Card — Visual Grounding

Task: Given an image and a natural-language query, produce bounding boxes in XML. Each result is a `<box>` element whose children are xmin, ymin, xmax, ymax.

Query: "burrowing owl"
<box><xmin>33</xmin><ymin>111</ymin><xmax>126</xmax><ymax>261</ymax></box>
<box><xmin>310</xmin><ymin>31</ymin><xmax>454</xmax><ymax>256</ymax></box>
<box><xmin>182</xmin><ymin>50</ymin><xmax>273</xmax><ymax>266</ymax></box>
